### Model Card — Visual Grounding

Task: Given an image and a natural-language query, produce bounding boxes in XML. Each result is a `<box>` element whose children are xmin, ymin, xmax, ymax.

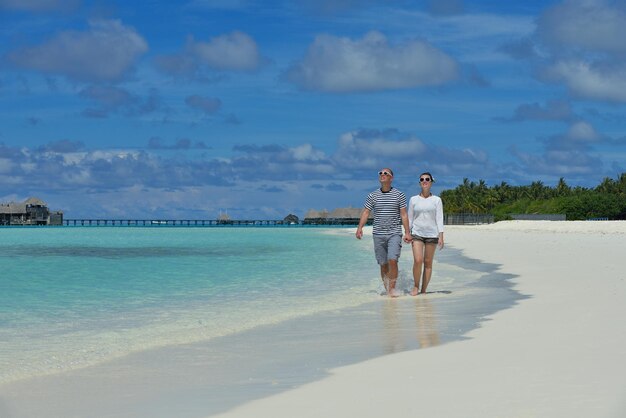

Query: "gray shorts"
<box><xmin>373</xmin><ymin>234</ymin><xmax>402</xmax><ymax>265</ymax></box>
<box><xmin>411</xmin><ymin>234</ymin><xmax>439</xmax><ymax>244</ymax></box>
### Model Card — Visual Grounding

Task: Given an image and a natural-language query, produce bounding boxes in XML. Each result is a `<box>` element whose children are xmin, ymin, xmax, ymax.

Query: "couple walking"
<box><xmin>356</xmin><ymin>168</ymin><xmax>444</xmax><ymax>297</ymax></box>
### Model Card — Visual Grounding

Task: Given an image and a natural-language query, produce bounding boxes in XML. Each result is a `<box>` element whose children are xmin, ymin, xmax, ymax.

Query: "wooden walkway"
<box><xmin>63</xmin><ymin>219</ymin><xmax>303</xmax><ymax>227</ymax></box>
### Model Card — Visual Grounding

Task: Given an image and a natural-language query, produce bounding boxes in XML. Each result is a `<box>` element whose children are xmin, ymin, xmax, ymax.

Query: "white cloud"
<box><xmin>513</xmin><ymin>147</ymin><xmax>601</xmax><ymax>175</ymax></box>
<box><xmin>290</xmin><ymin>144</ymin><xmax>327</xmax><ymax>161</ymax></box>
<box><xmin>8</xmin><ymin>20</ymin><xmax>148</xmax><ymax>82</ymax></box>
<box><xmin>538</xmin><ymin>0</ymin><xmax>626</xmax><ymax>53</ymax></box>
<box><xmin>286</xmin><ymin>31</ymin><xmax>459</xmax><ymax>92</ymax></box>
<box><xmin>334</xmin><ymin>130</ymin><xmax>427</xmax><ymax>168</ymax></box>
<box><xmin>191</xmin><ymin>31</ymin><xmax>261</xmax><ymax>71</ymax></box>
<box><xmin>544</xmin><ymin>60</ymin><xmax>626</xmax><ymax>102</ymax></box>
<box><xmin>531</xmin><ymin>0</ymin><xmax>626</xmax><ymax>103</ymax></box>
<box><xmin>566</xmin><ymin>121</ymin><xmax>600</xmax><ymax>142</ymax></box>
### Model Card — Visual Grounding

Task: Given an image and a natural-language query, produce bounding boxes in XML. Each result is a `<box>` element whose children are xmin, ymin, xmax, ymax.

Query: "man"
<box><xmin>356</xmin><ymin>168</ymin><xmax>412</xmax><ymax>297</ymax></box>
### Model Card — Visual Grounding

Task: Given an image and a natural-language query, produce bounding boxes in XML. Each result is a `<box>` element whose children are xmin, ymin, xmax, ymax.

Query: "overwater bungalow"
<box><xmin>303</xmin><ymin>207</ymin><xmax>371</xmax><ymax>225</ymax></box>
<box><xmin>0</xmin><ymin>197</ymin><xmax>63</xmax><ymax>226</ymax></box>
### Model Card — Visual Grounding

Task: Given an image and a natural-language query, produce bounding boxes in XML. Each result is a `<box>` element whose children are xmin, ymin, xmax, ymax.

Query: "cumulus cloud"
<box><xmin>564</xmin><ymin>121</ymin><xmax>601</xmax><ymax>142</ymax></box>
<box><xmin>192</xmin><ymin>31</ymin><xmax>261</xmax><ymax>71</ymax></box>
<box><xmin>10</xmin><ymin>126</ymin><xmax>608</xmax><ymax>218</ymax></box>
<box><xmin>7</xmin><ymin>20</ymin><xmax>148</xmax><ymax>82</ymax></box>
<box><xmin>334</xmin><ymin>129</ymin><xmax>427</xmax><ymax>169</ymax></box>
<box><xmin>231</xmin><ymin>143</ymin><xmax>334</xmax><ymax>179</ymax></box>
<box><xmin>155</xmin><ymin>31</ymin><xmax>262</xmax><ymax>77</ymax></box>
<box><xmin>511</xmin><ymin>117</ymin><xmax>618</xmax><ymax>177</ymax></box>
<box><xmin>537</xmin><ymin>0</ymin><xmax>626</xmax><ymax>53</ymax></box>
<box><xmin>542</xmin><ymin>60</ymin><xmax>626</xmax><ymax>102</ymax></box>
<box><xmin>512</xmin><ymin>146</ymin><xmax>602</xmax><ymax>175</ymax></box>
<box><xmin>541</xmin><ymin>120</ymin><xmax>605</xmax><ymax>151</ymax></box>
<box><xmin>285</xmin><ymin>31</ymin><xmax>459</xmax><ymax>92</ymax></box>
<box><xmin>525</xmin><ymin>0</ymin><xmax>626</xmax><ymax>103</ymax></box>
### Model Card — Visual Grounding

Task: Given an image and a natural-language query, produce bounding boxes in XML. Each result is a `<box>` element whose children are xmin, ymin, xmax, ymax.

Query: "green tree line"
<box><xmin>440</xmin><ymin>173</ymin><xmax>626</xmax><ymax>221</ymax></box>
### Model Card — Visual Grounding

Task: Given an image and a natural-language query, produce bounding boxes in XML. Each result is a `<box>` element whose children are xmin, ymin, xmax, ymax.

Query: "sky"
<box><xmin>1</xmin><ymin>0</ymin><xmax>625</xmax><ymax>219</ymax></box>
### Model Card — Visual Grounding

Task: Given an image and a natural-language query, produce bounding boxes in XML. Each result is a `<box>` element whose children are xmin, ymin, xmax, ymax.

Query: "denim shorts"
<box><xmin>373</xmin><ymin>234</ymin><xmax>402</xmax><ymax>265</ymax></box>
<box><xmin>411</xmin><ymin>234</ymin><xmax>439</xmax><ymax>244</ymax></box>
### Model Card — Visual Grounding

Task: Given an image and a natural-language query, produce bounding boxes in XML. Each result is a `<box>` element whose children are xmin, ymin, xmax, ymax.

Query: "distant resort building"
<box><xmin>0</xmin><ymin>197</ymin><xmax>63</xmax><ymax>226</ymax></box>
<box><xmin>303</xmin><ymin>207</ymin><xmax>371</xmax><ymax>225</ymax></box>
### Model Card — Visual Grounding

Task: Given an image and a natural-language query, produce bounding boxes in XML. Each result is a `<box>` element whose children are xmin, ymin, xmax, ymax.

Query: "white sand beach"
<box><xmin>213</xmin><ymin>221</ymin><xmax>626</xmax><ymax>418</ymax></box>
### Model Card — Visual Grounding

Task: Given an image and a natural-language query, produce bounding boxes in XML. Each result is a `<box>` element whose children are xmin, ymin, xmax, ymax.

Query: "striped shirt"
<box><xmin>364</xmin><ymin>187</ymin><xmax>407</xmax><ymax>235</ymax></box>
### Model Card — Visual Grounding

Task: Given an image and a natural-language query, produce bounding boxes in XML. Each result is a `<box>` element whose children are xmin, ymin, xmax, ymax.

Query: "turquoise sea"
<box><xmin>0</xmin><ymin>227</ymin><xmax>376</xmax><ymax>382</ymax></box>
<box><xmin>0</xmin><ymin>226</ymin><xmax>522</xmax><ymax>417</ymax></box>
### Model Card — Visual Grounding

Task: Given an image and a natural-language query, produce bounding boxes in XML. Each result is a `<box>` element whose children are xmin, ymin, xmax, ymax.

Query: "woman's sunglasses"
<box><xmin>419</xmin><ymin>177</ymin><xmax>432</xmax><ymax>182</ymax></box>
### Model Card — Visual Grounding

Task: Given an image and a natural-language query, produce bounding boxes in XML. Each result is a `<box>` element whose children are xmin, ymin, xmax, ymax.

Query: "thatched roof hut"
<box><xmin>304</xmin><ymin>207</ymin><xmax>371</xmax><ymax>220</ymax></box>
<box><xmin>329</xmin><ymin>207</ymin><xmax>363</xmax><ymax>219</ymax></box>
<box><xmin>304</xmin><ymin>209</ymin><xmax>329</xmax><ymax>219</ymax></box>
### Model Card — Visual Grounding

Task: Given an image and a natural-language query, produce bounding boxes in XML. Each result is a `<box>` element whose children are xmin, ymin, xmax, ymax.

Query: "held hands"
<box><xmin>403</xmin><ymin>233</ymin><xmax>413</xmax><ymax>243</ymax></box>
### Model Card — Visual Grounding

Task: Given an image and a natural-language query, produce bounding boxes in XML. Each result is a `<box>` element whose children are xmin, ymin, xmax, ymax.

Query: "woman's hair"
<box><xmin>420</xmin><ymin>172</ymin><xmax>434</xmax><ymax>182</ymax></box>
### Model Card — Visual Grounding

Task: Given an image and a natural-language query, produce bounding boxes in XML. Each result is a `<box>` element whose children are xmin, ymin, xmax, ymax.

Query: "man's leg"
<box><xmin>380</xmin><ymin>263</ymin><xmax>390</xmax><ymax>291</ymax></box>
<box><xmin>386</xmin><ymin>235</ymin><xmax>402</xmax><ymax>297</ymax></box>
<box><xmin>387</xmin><ymin>259</ymin><xmax>399</xmax><ymax>293</ymax></box>
<box><xmin>374</xmin><ymin>235</ymin><xmax>391</xmax><ymax>292</ymax></box>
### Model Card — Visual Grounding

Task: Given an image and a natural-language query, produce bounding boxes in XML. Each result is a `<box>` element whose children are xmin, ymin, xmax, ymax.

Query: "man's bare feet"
<box><xmin>410</xmin><ymin>286</ymin><xmax>419</xmax><ymax>296</ymax></box>
<box><xmin>388</xmin><ymin>288</ymin><xmax>401</xmax><ymax>298</ymax></box>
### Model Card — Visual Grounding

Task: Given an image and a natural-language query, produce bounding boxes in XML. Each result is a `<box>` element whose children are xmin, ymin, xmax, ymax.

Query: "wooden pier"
<box><xmin>61</xmin><ymin>219</ymin><xmax>366</xmax><ymax>227</ymax></box>
<box><xmin>55</xmin><ymin>214</ymin><xmax>494</xmax><ymax>227</ymax></box>
<box><xmin>63</xmin><ymin>219</ymin><xmax>302</xmax><ymax>227</ymax></box>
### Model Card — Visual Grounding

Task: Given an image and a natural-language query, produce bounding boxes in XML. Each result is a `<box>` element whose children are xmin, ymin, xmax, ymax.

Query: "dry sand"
<box><xmin>212</xmin><ymin>221</ymin><xmax>626</xmax><ymax>418</ymax></box>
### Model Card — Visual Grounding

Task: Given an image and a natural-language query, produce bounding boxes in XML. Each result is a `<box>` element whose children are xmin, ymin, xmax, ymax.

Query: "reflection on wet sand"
<box><xmin>382</xmin><ymin>298</ymin><xmax>402</xmax><ymax>354</ymax></box>
<box><xmin>413</xmin><ymin>297</ymin><xmax>440</xmax><ymax>348</ymax></box>
<box><xmin>380</xmin><ymin>296</ymin><xmax>441</xmax><ymax>355</ymax></box>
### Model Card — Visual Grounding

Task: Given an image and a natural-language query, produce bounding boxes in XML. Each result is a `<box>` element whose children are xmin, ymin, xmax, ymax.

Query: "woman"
<box><xmin>407</xmin><ymin>172</ymin><xmax>444</xmax><ymax>296</ymax></box>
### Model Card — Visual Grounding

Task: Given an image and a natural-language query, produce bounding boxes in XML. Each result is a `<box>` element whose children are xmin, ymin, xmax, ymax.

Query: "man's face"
<box><xmin>378</xmin><ymin>169</ymin><xmax>393</xmax><ymax>182</ymax></box>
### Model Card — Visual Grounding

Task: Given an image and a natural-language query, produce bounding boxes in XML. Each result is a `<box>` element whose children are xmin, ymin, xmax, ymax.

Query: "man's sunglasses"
<box><xmin>378</xmin><ymin>171</ymin><xmax>392</xmax><ymax>176</ymax></box>
<box><xmin>419</xmin><ymin>177</ymin><xmax>432</xmax><ymax>182</ymax></box>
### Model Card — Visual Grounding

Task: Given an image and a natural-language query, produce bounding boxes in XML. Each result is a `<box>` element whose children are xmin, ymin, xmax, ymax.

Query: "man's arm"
<box><xmin>400</xmin><ymin>207</ymin><xmax>412</xmax><ymax>243</ymax></box>
<box><xmin>355</xmin><ymin>208</ymin><xmax>371</xmax><ymax>240</ymax></box>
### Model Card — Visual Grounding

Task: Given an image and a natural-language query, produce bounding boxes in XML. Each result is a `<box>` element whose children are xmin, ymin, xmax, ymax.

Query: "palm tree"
<box><xmin>555</xmin><ymin>177</ymin><xmax>571</xmax><ymax>197</ymax></box>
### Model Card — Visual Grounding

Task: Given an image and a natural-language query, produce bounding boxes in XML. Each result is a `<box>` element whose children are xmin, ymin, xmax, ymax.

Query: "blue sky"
<box><xmin>1</xmin><ymin>0</ymin><xmax>625</xmax><ymax>219</ymax></box>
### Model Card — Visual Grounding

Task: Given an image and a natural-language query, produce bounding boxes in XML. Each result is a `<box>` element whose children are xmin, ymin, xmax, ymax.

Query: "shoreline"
<box><xmin>0</xmin><ymin>226</ymin><xmax>519</xmax><ymax>418</ymax></box>
<box><xmin>212</xmin><ymin>221</ymin><xmax>626</xmax><ymax>418</ymax></box>
<box><xmin>1</xmin><ymin>221</ymin><xmax>624</xmax><ymax>417</ymax></box>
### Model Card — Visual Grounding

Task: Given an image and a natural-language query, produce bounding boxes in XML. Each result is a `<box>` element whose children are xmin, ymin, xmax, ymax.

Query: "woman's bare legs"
<box><xmin>420</xmin><ymin>243</ymin><xmax>437</xmax><ymax>293</ymax></box>
<box><xmin>411</xmin><ymin>240</ymin><xmax>424</xmax><ymax>296</ymax></box>
<box><xmin>412</xmin><ymin>241</ymin><xmax>437</xmax><ymax>295</ymax></box>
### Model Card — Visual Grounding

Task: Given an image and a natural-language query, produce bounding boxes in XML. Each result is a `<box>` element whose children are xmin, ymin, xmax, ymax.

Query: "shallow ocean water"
<box><xmin>0</xmin><ymin>226</ymin><xmax>520</xmax><ymax>389</ymax></box>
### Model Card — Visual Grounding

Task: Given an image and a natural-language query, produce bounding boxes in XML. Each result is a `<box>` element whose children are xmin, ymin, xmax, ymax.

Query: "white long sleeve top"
<box><xmin>408</xmin><ymin>194</ymin><xmax>444</xmax><ymax>238</ymax></box>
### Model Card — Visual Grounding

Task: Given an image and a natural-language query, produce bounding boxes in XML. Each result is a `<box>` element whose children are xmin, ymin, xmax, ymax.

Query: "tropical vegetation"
<box><xmin>440</xmin><ymin>173</ymin><xmax>626</xmax><ymax>221</ymax></box>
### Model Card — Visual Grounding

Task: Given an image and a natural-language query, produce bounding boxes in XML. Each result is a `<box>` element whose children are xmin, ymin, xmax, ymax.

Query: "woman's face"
<box><xmin>419</xmin><ymin>174</ymin><xmax>433</xmax><ymax>190</ymax></box>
